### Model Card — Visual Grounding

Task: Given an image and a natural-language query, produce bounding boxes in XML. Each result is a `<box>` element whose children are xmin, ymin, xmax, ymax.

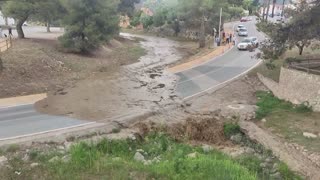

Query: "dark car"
<box><xmin>240</xmin><ymin>17</ymin><xmax>247</xmax><ymax>22</ymax></box>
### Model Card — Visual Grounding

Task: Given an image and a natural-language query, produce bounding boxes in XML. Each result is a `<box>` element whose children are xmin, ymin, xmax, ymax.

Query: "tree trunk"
<box><xmin>298</xmin><ymin>45</ymin><xmax>304</xmax><ymax>55</ymax></box>
<box><xmin>4</xmin><ymin>17</ymin><xmax>8</xmax><ymax>26</ymax></box>
<box><xmin>262</xmin><ymin>0</ymin><xmax>267</xmax><ymax>20</ymax></box>
<box><xmin>272</xmin><ymin>0</ymin><xmax>276</xmax><ymax>17</ymax></box>
<box><xmin>199</xmin><ymin>15</ymin><xmax>206</xmax><ymax>48</ymax></box>
<box><xmin>16</xmin><ymin>16</ymin><xmax>28</xmax><ymax>39</ymax></box>
<box><xmin>0</xmin><ymin>57</ymin><xmax>3</xmax><ymax>73</ymax></box>
<box><xmin>281</xmin><ymin>0</ymin><xmax>286</xmax><ymax>17</ymax></box>
<box><xmin>46</xmin><ymin>19</ymin><xmax>51</xmax><ymax>33</ymax></box>
<box><xmin>266</xmin><ymin>0</ymin><xmax>271</xmax><ymax>21</ymax></box>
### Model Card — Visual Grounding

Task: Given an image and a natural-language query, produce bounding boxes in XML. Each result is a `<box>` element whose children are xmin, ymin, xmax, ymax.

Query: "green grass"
<box><xmin>255</xmin><ymin>91</ymin><xmax>312</xmax><ymax>120</ymax></box>
<box><xmin>41</xmin><ymin>133</ymin><xmax>257</xmax><ymax>180</ymax></box>
<box><xmin>6</xmin><ymin>144</ymin><xmax>20</xmax><ymax>153</ymax></box>
<box><xmin>278</xmin><ymin>162</ymin><xmax>302</xmax><ymax>180</ymax></box>
<box><xmin>0</xmin><ymin>133</ymin><xmax>302</xmax><ymax>180</ymax></box>
<box><xmin>223</xmin><ymin>122</ymin><xmax>241</xmax><ymax>138</ymax></box>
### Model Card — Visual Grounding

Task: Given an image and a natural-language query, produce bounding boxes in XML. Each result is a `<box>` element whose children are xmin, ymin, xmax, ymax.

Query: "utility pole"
<box><xmin>281</xmin><ymin>0</ymin><xmax>286</xmax><ymax>17</ymax></box>
<box><xmin>218</xmin><ymin>8</ymin><xmax>222</xmax><ymax>39</ymax></box>
<box><xmin>199</xmin><ymin>11</ymin><xmax>206</xmax><ymax>48</ymax></box>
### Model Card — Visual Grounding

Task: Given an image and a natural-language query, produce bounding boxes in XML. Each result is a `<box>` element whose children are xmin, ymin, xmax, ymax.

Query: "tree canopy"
<box><xmin>118</xmin><ymin>0</ymin><xmax>140</xmax><ymax>17</ymax></box>
<box><xmin>2</xmin><ymin>0</ymin><xmax>37</xmax><ymax>38</ymax></box>
<box><xmin>59</xmin><ymin>0</ymin><xmax>120</xmax><ymax>53</ymax></box>
<box><xmin>258</xmin><ymin>0</ymin><xmax>320</xmax><ymax>60</ymax></box>
<box><xmin>33</xmin><ymin>0</ymin><xmax>65</xmax><ymax>32</ymax></box>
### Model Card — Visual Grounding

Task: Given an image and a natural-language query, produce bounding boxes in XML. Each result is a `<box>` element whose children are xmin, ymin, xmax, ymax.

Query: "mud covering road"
<box><xmin>36</xmin><ymin>33</ymin><xmax>183</xmax><ymax>122</ymax></box>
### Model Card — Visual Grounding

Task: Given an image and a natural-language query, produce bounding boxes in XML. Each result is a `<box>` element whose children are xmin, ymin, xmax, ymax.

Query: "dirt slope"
<box><xmin>0</xmin><ymin>37</ymin><xmax>144</xmax><ymax>98</ymax></box>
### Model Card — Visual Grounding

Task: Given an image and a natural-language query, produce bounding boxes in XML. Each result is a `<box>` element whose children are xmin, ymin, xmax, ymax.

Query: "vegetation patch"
<box><xmin>255</xmin><ymin>91</ymin><xmax>312</xmax><ymax>120</ymax></box>
<box><xmin>256</xmin><ymin>91</ymin><xmax>320</xmax><ymax>152</ymax></box>
<box><xmin>0</xmin><ymin>132</ymin><xmax>302</xmax><ymax>180</ymax></box>
<box><xmin>223</xmin><ymin>122</ymin><xmax>241</xmax><ymax>138</ymax></box>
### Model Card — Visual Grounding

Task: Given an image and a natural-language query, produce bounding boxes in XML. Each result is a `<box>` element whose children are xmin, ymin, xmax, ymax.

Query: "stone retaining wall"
<box><xmin>258</xmin><ymin>67</ymin><xmax>320</xmax><ymax>111</ymax></box>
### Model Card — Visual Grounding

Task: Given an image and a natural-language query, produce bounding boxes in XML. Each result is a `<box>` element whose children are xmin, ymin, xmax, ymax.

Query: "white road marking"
<box><xmin>0</xmin><ymin>122</ymin><xmax>97</xmax><ymax>141</ymax></box>
<box><xmin>0</xmin><ymin>103</ymin><xmax>33</xmax><ymax>110</ymax></box>
<box><xmin>183</xmin><ymin>60</ymin><xmax>262</xmax><ymax>100</ymax></box>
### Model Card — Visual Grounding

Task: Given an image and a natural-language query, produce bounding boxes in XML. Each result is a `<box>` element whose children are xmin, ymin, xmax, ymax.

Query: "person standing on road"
<box><xmin>216</xmin><ymin>36</ymin><xmax>220</xmax><ymax>46</ymax></box>
<box><xmin>8</xmin><ymin>27</ymin><xmax>12</xmax><ymax>37</ymax></box>
<box><xmin>0</xmin><ymin>27</ymin><xmax>2</xmax><ymax>38</ymax></box>
<box><xmin>226</xmin><ymin>35</ymin><xmax>230</xmax><ymax>44</ymax></box>
<box><xmin>229</xmin><ymin>33</ymin><xmax>232</xmax><ymax>43</ymax></box>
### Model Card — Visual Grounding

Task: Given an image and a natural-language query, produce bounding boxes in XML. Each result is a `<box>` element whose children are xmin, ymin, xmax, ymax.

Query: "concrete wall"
<box><xmin>258</xmin><ymin>67</ymin><xmax>320</xmax><ymax>111</ymax></box>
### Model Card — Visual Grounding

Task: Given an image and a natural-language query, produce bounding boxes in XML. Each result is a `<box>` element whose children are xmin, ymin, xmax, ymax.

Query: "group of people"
<box><xmin>215</xmin><ymin>31</ymin><xmax>236</xmax><ymax>46</ymax></box>
<box><xmin>0</xmin><ymin>27</ymin><xmax>13</xmax><ymax>38</ymax></box>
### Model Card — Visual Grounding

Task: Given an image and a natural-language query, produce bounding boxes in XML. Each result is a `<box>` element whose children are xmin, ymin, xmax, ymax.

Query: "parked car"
<box><xmin>238</xmin><ymin>28</ymin><xmax>248</xmax><ymax>37</ymax></box>
<box><xmin>237</xmin><ymin>38</ymin><xmax>254</xmax><ymax>50</ymax></box>
<box><xmin>236</xmin><ymin>25</ymin><xmax>245</xmax><ymax>32</ymax></box>
<box><xmin>248</xmin><ymin>36</ymin><xmax>259</xmax><ymax>47</ymax></box>
<box><xmin>240</xmin><ymin>17</ymin><xmax>247</xmax><ymax>22</ymax></box>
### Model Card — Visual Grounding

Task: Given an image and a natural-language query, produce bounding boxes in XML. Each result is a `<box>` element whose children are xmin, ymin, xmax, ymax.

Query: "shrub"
<box><xmin>295</xmin><ymin>102</ymin><xmax>313</xmax><ymax>113</ymax></box>
<box><xmin>130</xmin><ymin>10</ymin><xmax>142</xmax><ymax>27</ymax></box>
<box><xmin>140</xmin><ymin>14</ymin><xmax>153</xmax><ymax>29</ymax></box>
<box><xmin>223</xmin><ymin>123</ymin><xmax>241</xmax><ymax>138</ymax></box>
<box><xmin>278</xmin><ymin>162</ymin><xmax>303</xmax><ymax>180</ymax></box>
<box><xmin>6</xmin><ymin>144</ymin><xmax>20</xmax><ymax>153</ymax></box>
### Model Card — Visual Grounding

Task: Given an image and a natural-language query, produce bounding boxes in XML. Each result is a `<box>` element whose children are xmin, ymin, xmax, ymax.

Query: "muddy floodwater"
<box><xmin>36</xmin><ymin>33</ymin><xmax>184</xmax><ymax>122</ymax></box>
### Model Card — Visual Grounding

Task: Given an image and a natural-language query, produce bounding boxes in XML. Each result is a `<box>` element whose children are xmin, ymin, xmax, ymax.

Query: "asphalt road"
<box><xmin>0</xmin><ymin>104</ymin><xmax>92</xmax><ymax>140</ymax></box>
<box><xmin>176</xmin><ymin>19</ymin><xmax>265</xmax><ymax>99</ymax></box>
<box><xmin>0</xmin><ymin>20</ymin><xmax>264</xmax><ymax>141</ymax></box>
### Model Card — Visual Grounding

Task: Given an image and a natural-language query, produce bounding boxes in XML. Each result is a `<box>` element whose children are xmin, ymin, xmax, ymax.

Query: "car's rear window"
<box><xmin>242</xmin><ymin>39</ymin><xmax>251</xmax><ymax>43</ymax></box>
<box><xmin>239</xmin><ymin>29</ymin><xmax>247</xmax><ymax>32</ymax></box>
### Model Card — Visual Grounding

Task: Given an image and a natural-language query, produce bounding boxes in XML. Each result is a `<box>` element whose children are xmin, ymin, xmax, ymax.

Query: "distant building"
<box><xmin>141</xmin><ymin>7</ymin><xmax>154</xmax><ymax>16</ymax></box>
<box><xmin>119</xmin><ymin>15</ymin><xmax>130</xmax><ymax>28</ymax></box>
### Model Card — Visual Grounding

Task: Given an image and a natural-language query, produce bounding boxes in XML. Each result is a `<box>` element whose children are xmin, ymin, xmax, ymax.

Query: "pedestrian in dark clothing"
<box><xmin>222</xmin><ymin>31</ymin><xmax>226</xmax><ymax>39</ymax></box>
<box><xmin>226</xmin><ymin>37</ymin><xmax>230</xmax><ymax>44</ymax></box>
<box><xmin>229</xmin><ymin>33</ymin><xmax>232</xmax><ymax>42</ymax></box>
<box><xmin>216</xmin><ymin>37</ymin><xmax>221</xmax><ymax>46</ymax></box>
<box><xmin>8</xmin><ymin>27</ymin><xmax>12</xmax><ymax>37</ymax></box>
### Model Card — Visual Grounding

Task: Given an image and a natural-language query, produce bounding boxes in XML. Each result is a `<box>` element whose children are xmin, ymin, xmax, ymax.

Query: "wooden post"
<box><xmin>0</xmin><ymin>57</ymin><xmax>3</xmax><ymax>73</ymax></box>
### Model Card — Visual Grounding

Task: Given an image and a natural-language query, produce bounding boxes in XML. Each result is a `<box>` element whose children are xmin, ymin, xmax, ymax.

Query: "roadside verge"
<box><xmin>0</xmin><ymin>94</ymin><xmax>47</xmax><ymax>108</ymax></box>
